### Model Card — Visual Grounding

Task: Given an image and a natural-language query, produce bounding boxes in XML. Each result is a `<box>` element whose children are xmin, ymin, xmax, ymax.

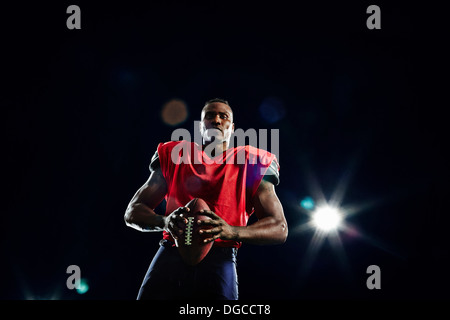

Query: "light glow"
<box><xmin>312</xmin><ymin>205</ymin><xmax>343</xmax><ymax>232</ymax></box>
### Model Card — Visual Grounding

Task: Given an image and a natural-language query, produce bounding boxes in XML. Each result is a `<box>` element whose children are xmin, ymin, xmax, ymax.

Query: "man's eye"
<box><xmin>221</xmin><ymin>115</ymin><xmax>228</xmax><ymax>119</ymax></box>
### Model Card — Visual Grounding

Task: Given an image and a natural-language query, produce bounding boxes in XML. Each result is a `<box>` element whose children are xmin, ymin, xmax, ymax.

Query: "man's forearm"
<box><xmin>232</xmin><ymin>217</ymin><xmax>288</xmax><ymax>245</ymax></box>
<box><xmin>124</xmin><ymin>203</ymin><xmax>166</xmax><ymax>232</ymax></box>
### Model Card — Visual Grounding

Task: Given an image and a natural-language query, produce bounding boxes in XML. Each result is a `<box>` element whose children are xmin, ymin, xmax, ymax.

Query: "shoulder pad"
<box><xmin>149</xmin><ymin>150</ymin><xmax>160</xmax><ymax>172</ymax></box>
<box><xmin>262</xmin><ymin>159</ymin><xmax>280</xmax><ymax>186</ymax></box>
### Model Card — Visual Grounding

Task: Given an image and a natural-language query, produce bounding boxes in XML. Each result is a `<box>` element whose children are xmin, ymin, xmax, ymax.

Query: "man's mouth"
<box><xmin>210</xmin><ymin>127</ymin><xmax>223</xmax><ymax>133</ymax></box>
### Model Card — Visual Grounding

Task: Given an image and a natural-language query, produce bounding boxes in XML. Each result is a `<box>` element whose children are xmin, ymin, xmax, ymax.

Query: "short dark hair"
<box><xmin>204</xmin><ymin>98</ymin><xmax>230</xmax><ymax>107</ymax></box>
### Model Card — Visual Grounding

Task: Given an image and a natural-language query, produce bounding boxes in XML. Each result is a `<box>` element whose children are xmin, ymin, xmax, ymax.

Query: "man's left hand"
<box><xmin>197</xmin><ymin>210</ymin><xmax>238</xmax><ymax>243</ymax></box>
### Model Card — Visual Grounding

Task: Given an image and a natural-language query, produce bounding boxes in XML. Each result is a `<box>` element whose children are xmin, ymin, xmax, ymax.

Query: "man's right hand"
<box><xmin>163</xmin><ymin>207</ymin><xmax>190</xmax><ymax>241</ymax></box>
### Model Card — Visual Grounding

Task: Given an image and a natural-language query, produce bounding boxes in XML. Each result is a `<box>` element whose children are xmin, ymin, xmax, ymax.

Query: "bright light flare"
<box><xmin>312</xmin><ymin>205</ymin><xmax>343</xmax><ymax>232</ymax></box>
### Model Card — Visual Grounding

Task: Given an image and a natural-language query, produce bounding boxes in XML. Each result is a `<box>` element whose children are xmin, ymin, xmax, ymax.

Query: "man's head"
<box><xmin>200</xmin><ymin>98</ymin><xmax>235</xmax><ymax>145</ymax></box>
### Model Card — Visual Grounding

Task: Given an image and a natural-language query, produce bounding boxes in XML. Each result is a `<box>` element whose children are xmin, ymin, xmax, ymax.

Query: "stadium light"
<box><xmin>312</xmin><ymin>205</ymin><xmax>343</xmax><ymax>232</ymax></box>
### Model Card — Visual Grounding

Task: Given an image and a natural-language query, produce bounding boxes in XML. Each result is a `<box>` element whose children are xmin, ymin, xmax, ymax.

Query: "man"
<box><xmin>124</xmin><ymin>98</ymin><xmax>288</xmax><ymax>300</ymax></box>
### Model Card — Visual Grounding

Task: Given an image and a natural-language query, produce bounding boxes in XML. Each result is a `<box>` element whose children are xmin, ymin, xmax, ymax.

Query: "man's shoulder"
<box><xmin>237</xmin><ymin>145</ymin><xmax>278</xmax><ymax>166</ymax></box>
<box><xmin>159</xmin><ymin>140</ymin><xmax>189</xmax><ymax>147</ymax></box>
<box><xmin>158</xmin><ymin>140</ymin><xmax>193</xmax><ymax>152</ymax></box>
<box><xmin>151</xmin><ymin>140</ymin><xmax>194</xmax><ymax>172</ymax></box>
<box><xmin>238</xmin><ymin>145</ymin><xmax>280</xmax><ymax>185</ymax></box>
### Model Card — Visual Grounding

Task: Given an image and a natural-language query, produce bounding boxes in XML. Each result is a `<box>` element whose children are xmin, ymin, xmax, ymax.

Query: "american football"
<box><xmin>176</xmin><ymin>198</ymin><xmax>214</xmax><ymax>266</ymax></box>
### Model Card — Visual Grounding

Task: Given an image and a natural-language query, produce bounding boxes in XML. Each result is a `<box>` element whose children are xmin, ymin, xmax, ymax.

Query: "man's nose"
<box><xmin>211</xmin><ymin>114</ymin><xmax>221</xmax><ymax>125</ymax></box>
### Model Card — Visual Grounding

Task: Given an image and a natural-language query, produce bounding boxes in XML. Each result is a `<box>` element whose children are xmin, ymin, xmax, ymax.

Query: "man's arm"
<box><xmin>199</xmin><ymin>179</ymin><xmax>288</xmax><ymax>245</ymax></box>
<box><xmin>237</xmin><ymin>179</ymin><xmax>288</xmax><ymax>244</ymax></box>
<box><xmin>124</xmin><ymin>168</ymin><xmax>168</xmax><ymax>232</ymax></box>
<box><xmin>124</xmin><ymin>167</ymin><xmax>190</xmax><ymax>239</ymax></box>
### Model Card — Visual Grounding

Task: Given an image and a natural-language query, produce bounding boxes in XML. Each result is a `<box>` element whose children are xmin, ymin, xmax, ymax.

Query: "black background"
<box><xmin>1</xmin><ymin>0</ymin><xmax>448</xmax><ymax>303</ymax></box>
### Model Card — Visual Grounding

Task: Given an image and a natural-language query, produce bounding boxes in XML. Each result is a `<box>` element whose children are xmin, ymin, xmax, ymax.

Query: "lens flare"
<box><xmin>312</xmin><ymin>205</ymin><xmax>343</xmax><ymax>232</ymax></box>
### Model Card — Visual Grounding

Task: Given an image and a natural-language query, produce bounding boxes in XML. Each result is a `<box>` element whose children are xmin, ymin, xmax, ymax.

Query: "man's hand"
<box><xmin>197</xmin><ymin>210</ymin><xmax>238</xmax><ymax>243</ymax></box>
<box><xmin>198</xmin><ymin>180</ymin><xmax>288</xmax><ymax>245</ymax></box>
<box><xmin>164</xmin><ymin>207</ymin><xmax>190</xmax><ymax>241</ymax></box>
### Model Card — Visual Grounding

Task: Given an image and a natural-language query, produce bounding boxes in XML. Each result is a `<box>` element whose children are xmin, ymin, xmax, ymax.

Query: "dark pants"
<box><xmin>137</xmin><ymin>240</ymin><xmax>239</xmax><ymax>300</ymax></box>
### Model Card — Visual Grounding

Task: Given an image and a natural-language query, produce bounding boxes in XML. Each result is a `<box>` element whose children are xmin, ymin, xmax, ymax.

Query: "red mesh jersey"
<box><xmin>157</xmin><ymin>140</ymin><xmax>278</xmax><ymax>248</ymax></box>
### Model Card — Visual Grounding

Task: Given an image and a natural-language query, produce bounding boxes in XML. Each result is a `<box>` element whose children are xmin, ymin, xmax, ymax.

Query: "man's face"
<box><xmin>200</xmin><ymin>102</ymin><xmax>234</xmax><ymax>143</ymax></box>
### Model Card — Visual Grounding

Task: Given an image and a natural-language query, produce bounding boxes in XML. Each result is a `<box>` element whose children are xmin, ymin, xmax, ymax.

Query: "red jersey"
<box><xmin>157</xmin><ymin>140</ymin><xmax>279</xmax><ymax>248</ymax></box>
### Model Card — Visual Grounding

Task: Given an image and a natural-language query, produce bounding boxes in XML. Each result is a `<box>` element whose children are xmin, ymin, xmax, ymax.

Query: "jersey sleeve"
<box><xmin>262</xmin><ymin>158</ymin><xmax>280</xmax><ymax>186</ymax></box>
<box><xmin>149</xmin><ymin>149</ymin><xmax>160</xmax><ymax>172</ymax></box>
<box><xmin>155</xmin><ymin>140</ymin><xmax>185</xmax><ymax>188</ymax></box>
<box><xmin>246</xmin><ymin>147</ymin><xmax>279</xmax><ymax>196</ymax></box>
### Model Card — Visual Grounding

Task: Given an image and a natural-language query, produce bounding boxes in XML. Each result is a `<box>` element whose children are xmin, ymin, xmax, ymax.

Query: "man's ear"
<box><xmin>232</xmin><ymin>123</ymin><xmax>235</xmax><ymax>133</ymax></box>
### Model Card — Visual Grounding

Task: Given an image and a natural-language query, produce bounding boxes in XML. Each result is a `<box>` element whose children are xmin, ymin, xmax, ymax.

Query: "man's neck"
<box><xmin>202</xmin><ymin>140</ymin><xmax>229</xmax><ymax>156</ymax></box>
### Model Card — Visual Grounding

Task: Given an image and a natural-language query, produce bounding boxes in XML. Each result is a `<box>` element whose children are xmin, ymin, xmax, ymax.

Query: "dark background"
<box><xmin>1</xmin><ymin>1</ymin><xmax>448</xmax><ymax>301</ymax></box>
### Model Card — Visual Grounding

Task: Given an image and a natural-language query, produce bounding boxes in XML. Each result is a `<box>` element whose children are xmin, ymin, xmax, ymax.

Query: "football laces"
<box><xmin>185</xmin><ymin>216</ymin><xmax>194</xmax><ymax>245</ymax></box>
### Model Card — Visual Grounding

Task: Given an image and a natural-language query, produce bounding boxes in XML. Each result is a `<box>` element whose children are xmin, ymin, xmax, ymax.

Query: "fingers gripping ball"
<box><xmin>176</xmin><ymin>198</ymin><xmax>214</xmax><ymax>266</ymax></box>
